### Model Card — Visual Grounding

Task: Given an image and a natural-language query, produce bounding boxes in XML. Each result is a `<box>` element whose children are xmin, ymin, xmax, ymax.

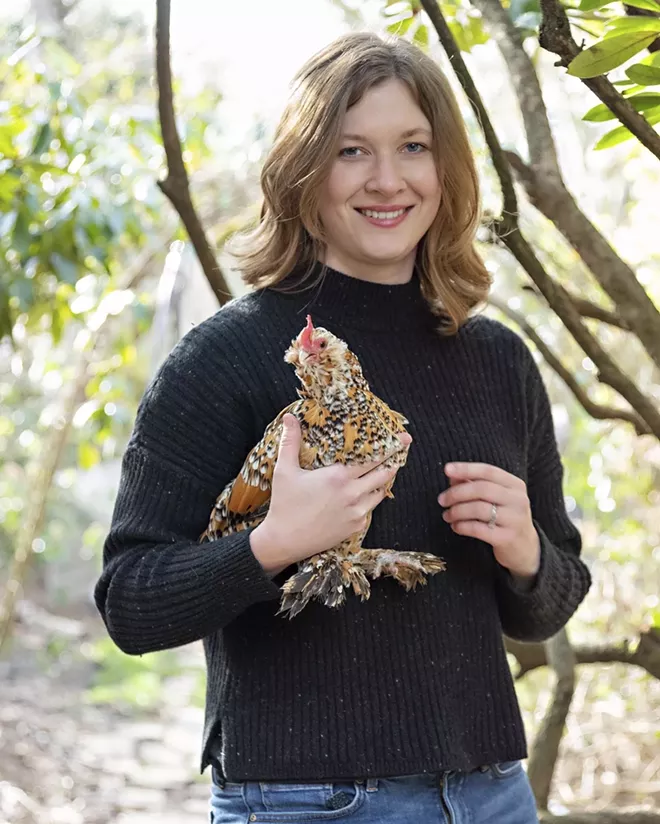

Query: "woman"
<box><xmin>95</xmin><ymin>32</ymin><xmax>591</xmax><ymax>823</ymax></box>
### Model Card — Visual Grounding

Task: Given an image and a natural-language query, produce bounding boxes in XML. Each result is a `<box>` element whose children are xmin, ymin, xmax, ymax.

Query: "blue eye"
<box><xmin>404</xmin><ymin>142</ymin><xmax>426</xmax><ymax>153</ymax></box>
<box><xmin>339</xmin><ymin>147</ymin><xmax>362</xmax><ymax>158</ymax></box>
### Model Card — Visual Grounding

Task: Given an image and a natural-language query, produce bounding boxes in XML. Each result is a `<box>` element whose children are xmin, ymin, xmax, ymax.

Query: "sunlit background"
<box><xmin>1</xmin><ymin>0</ymin><xmax>659</xmax><ymax>822</ymax></box>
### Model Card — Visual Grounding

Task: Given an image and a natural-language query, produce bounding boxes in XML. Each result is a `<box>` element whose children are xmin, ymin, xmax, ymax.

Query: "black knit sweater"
<box><xmin>94</xmin><ymin>264</ymin><xmax>591</xmax><ymax>781</ymax></box>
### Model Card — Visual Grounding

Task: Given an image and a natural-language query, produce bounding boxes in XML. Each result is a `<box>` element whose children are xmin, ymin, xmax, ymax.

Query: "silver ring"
<box><xmin>488</xmin><ymin>503</ymin><xmax>498</xmax><ymax>529</ymax></box>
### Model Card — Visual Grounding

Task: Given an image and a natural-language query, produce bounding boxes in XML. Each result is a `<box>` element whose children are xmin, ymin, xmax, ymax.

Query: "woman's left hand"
<box><xmin>438</xmin><ymin>462</ymin><xmax>541</xmax><ymax>579</ymax></box>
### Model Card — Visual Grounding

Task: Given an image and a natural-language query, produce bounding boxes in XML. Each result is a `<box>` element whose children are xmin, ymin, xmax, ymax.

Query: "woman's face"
<box><xmin>317</xmin><ymin>78</ymin><xmax>441</xmax><ymax>284</ymax></box>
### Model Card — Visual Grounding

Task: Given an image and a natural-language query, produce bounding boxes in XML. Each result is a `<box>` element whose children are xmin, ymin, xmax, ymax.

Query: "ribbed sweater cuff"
<box><xmin>496</xmin><ymin>521</ymin><xmax>591</xmax><ymax>642</ymax></box>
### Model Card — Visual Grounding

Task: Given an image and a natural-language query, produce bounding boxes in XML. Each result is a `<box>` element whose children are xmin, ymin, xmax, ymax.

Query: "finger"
<box><xmin>449</xmin><ymin>519</ymin><xmax>505</xmax><ymax>543</ymax></box>
<box><xmin>438</xmin><ymin>481</ymin><xmax>509</xmax><ymax>508</ymax></box>
<box><xmin>353</xmin><ymin>465</ymin><xmax>398</xmax><ymax>498</ymax></box>
<box><xmin>275</xmin><ymin>413</ymin><xmax>302</xmax><ymax>469</ymax></box>
<box><xmin>443</xmin><ymin>501</ymin><xmax>505</xmax><ymax>525</ymax></box>
<box><xmin>349</xmin><ymin>432</ymin><xmax>412</xmax><ymax>479</ymax></box>
<box><xmin>444</xmin><ymin>462</ymin><xmax>522</xmax><ymax>489</ymax></box>
<box><xmin>359</xmin><ymin>485</ymin><xmax>388</xmax><ymax>513</ymax></box>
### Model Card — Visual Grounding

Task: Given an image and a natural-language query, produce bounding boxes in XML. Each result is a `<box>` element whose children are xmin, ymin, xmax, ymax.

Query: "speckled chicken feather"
<box><xmin>201</xmin><ymin>316</ymin><xmax>445</xmax><ymax>617</ymax></box>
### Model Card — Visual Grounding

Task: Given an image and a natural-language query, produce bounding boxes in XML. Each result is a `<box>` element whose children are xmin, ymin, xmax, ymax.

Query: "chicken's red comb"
<box><xmin>300</xmin><ymin>314</ymin><xmax>314</xmax><ymax>350</ymax></box>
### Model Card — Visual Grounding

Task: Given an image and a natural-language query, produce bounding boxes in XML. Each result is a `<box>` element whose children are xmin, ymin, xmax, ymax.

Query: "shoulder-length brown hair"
<box><xmin>230</xmin><ymin>32</ymin><xmax>491</xmax><ymax>334</ymax></box>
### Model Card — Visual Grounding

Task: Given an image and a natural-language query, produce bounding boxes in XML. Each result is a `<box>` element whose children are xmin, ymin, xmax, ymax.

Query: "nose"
<box><xmin>365</xmin><ymin>153</ymin><xmax>405</xmax><ymax>197</ymax></box>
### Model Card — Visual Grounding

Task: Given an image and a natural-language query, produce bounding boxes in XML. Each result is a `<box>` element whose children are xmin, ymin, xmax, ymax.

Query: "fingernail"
<box><xmin>445</xmin><ymin>463</ymin><xmax>455</xmax><ymax>474</ymax></box>
<box><xmin>438</xmin><ymin>493</ymin><xmax>446</xmax><ymax>505</ymax></box>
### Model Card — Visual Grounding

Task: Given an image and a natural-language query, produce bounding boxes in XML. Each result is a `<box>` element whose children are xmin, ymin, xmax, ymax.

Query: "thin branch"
<box><xmin>503</xmin><ymin>150</ymin><xmax>660</xmax><ymax>369</ymax></box>
<box><xmin>532</xmin><ymin>288</ymin><xmax>630</xmax><ymax>329</ymax></box>
<box><xmin>489</xmin><ymin>296</ymin><xmax>650</xmax><ymax>434</ymax></box>
<box><xmin>569</xmin><ymin>295</ymin><xmax>630</xmax><ymax>329</ymax></box>
<box><xmin>418</xmin><ymin>0</ymin><xmax>518</xmax><ymax>221</ymax></box>
<box><xmin>470</xmin><ymin>0</ymin><xmax>660</xmax><ymax>372</ymax></box>
<box><xmin>154</xmin><ymin>0</ymin><xmax>232</xmax><ymax>305</ymax></box>
<box><xmin>539</xmin><ymin>0</ymin><xmax>660</xmax><ymax>162</ymax></box>
<box><xmin>505</xmin><ymin>628</ymin><xmax>660</xmax><ymax>681</ymax></box>
<box><xmin>502</xmin><ymin>226</ymin><xmax>660</xmax><ymax>438</ymax></box>
<box><xmin>528</xmin><ymin>629</ymin><xmax>577</xmax><ymax>809</ymax></box>
<box><xmin>418</xmin><ymin>0</ymin><xmax>660</xmax><ymax>438</ymax></box>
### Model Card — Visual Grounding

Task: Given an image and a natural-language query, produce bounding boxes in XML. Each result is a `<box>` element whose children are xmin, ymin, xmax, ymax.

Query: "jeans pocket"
<box><xmin>250</xmin><ymin>780</ymin><xmax>365</xmax><ymax>821</ymax></box>
<box><xmin>490</xmin><ymin>760</ymin><xmax>523</xmax><ymax>779</ymax></box>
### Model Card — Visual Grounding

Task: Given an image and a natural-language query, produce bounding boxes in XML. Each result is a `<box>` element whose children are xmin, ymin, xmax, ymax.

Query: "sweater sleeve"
<box><xmin>495</xmin><ymin>347</ymin><xmax>591</xmax><ymax>642</ymax></box>
<box><xmin>94</xmin><ymin>319</ymin><xmax>281</xmax><ymax>655</ymax></box>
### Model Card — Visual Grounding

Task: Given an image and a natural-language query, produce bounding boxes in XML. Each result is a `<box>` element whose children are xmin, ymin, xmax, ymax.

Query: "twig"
<box><xmin>154</xmin><ymin>0</ymin><xmax>232</xmax><ymax>305</ymax></box>
<box><xmin>539</xmin><ymin>0</ymin><xmax>660</xmax><ymax>162</ymax></box>
<box><xmin>569</xmin><ymin>295</ymin><xmax>630</xmax><ymax>329</ymax></box>
<box><xmin>489</xmin><ymin>296</ymin><xmax>649</xmax><ymax>434</ymax></box>
<box><xmin>505</xmin><ymin>627</ymin><xmax>660</xmax><ymax>681</ymax></box>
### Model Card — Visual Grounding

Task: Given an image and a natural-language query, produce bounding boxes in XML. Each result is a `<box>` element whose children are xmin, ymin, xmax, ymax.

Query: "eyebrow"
<box><xmin>341</xmin><ymin>128</ymin><xmax>432</xmax><ymax>141</ymax></box>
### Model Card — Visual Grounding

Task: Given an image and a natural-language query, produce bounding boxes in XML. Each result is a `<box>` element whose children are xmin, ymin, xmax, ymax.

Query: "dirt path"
<box><xmin>0</xmin><ymin>605</ymin><xmax>209</xmax><ymax>824</ymax></box>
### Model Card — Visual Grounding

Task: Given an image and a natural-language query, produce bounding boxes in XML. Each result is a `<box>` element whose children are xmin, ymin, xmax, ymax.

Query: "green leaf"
<box><xmin>413</xmin><ymin>23</ymin><xmax>429</xmax><ymax>48</ymax></box>
<box><xmin>568</xmin><ymin>33</ymin><xmax>659</xmax><ymax>78</ymax></box>
<box><xmin>621</xmin><ymin>0</ymin><xmax>660</xmax><ymax>10</ymax></box>
<box><xmin>31</xmin><ymin>123</ymin><xmax>52</xmax><ymax>156</ymax></box>
<box><xmin>583</xmin><ymin>92</ymin><xmax>660</xmax><ymax>121</ymax></box>
<box><xmin>50</xmin><ymin>252</ymin><xmax>80</xmax><ymax>285</ymax></box>
<box><xmin>606</xmin><ymin>17</ymin><xmax>660</xmax><ymax>35</ymax></box>
<box><xmin>594</xmin><ymin>109</ymin><xmax>660</xmax><ymax>149</ymax></box>
<box><xmin>0</xmin><ymin>173</ymin><xmax>21</xmax><ymax>206</ymax></box>
<box><xmin>578</xmin><ymin>0</ymin><xmax>611</xmax><ymax>9</ymax></box>
<box><xmin>626</xmin><ymin>63</ymin><xmax>660</xmax><ymax>85</ymax></box>
<box><xmin>387</xmin><ymin>15</ymin><xmax>415</xmax><ymax>35</ymax></box>
<box><xmin>12</xmin><ymin>211</ymin><xmax>31</xmax><ymax>257</ymax></box>
<box><xmin>78</xmin><ymin>442</ymin><xmax>101</xmax><ymax>470</ymax></box>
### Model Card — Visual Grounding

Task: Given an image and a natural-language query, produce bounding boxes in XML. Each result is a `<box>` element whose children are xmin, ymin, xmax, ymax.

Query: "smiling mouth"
<box><xmin>356</xmin><ymin>206</ymin><xmax>413</xmax><ymax>220</ymax></box>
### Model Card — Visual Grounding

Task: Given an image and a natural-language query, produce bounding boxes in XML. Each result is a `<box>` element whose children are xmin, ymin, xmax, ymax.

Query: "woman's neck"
<box><xmin>321</xmin><ymin>251</ymin><xmax>415</xmax><ymax>286</ymax></box>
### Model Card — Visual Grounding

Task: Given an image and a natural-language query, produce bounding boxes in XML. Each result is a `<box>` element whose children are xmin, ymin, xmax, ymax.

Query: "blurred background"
<box><xmin>0</xmin><ymin>0</ymin><xmax>659</xmax><ymax>822</ymax></box>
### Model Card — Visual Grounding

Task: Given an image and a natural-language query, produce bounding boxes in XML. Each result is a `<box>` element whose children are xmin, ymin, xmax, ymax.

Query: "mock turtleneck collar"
<box><xmin>272</xmin><ymin>261</ymin><xmax>437</xmax><ymax>332</ymax></box>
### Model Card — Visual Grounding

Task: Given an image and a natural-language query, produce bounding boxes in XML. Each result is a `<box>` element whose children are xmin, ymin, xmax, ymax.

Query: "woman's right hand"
<box><xmin>250</xmin><ymin>413</ymin><xmax>411</xmax><ymax>576</ymax></box>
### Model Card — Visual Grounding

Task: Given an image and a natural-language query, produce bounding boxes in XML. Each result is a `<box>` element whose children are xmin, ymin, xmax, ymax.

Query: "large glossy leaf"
<box><xmin>626</xmin><ymin>63</ymin><xmax>660</xmax><ymax>85</ymax></box>
<box><xmin>605</xmin><ymin>18</ymin><xmax>660</xmax><ymax>35</ymax></box>
<box><xmin>594</xmin><ymin>109</ymin><xmax>660</xmax><ymax>149</ymax></box>
<box><xmin>567</xmin><ymin>32</ymin><xmax>659</xmax><ymax>78</ymax></box>
<box><xmin>583</xmin><ymin>92</ymin><xmax>660</xmax><ymax>121</ymax></box>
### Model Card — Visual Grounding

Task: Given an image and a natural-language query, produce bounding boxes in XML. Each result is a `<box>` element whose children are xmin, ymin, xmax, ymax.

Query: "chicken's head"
<box><xmin>285</xmin><ymin>315</ymin><xmax>361</xmax><ymax>396</ymax></box>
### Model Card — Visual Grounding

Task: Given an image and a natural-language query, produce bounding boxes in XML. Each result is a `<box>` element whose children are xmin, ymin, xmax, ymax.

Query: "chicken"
<box><xmin>201</xmin><ymin>315</ymin><xmax>446</xmax><ymax>617</ymax></box>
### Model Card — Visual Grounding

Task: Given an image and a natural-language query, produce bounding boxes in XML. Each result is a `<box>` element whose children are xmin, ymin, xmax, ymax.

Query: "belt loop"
<box><xmin>366</xmin><ymin>777</ymin><xmax>379</xmax><ymax>792</ymax></box>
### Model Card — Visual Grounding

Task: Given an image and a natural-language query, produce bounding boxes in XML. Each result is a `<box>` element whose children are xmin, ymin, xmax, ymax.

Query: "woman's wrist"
<box><xmin>250</xmin><ymin>521</ymin><xmax>292</xmax><ymax>577</ymax></box>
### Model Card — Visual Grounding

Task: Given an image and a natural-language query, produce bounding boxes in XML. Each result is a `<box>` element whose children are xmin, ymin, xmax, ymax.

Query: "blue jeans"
<box><xmin>209</xmin><ymin>762</ymin><xmax>539</xmax><ymax>823</ymax></box>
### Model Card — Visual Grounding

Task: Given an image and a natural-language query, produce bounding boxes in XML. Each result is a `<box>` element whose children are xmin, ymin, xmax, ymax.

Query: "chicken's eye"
<box><xmin>319</xmin><ymin>340</ymin><xmax>328</xmax><ymax>349</ymax></box>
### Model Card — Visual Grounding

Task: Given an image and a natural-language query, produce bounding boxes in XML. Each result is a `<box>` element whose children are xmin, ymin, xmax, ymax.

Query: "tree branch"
<box><xmin>568</xmin><ymin>295</ymin><xmax>630</xmax><ymax>329</ymax></box>
<box><xmin>501</xmin><ymin>226</ymin><xmax>660</xmax><ymax>438</ymax></box>
<box><xmin>417</xmin><ymin>0</ymin><xmax>660</xmax><ymax>438</ymax></box>
<box><xmin>529</xmin><ymin>630</ymin><xmax>577</xmax><ymax>809</ymax></box>
<box><xmin>469</xmin><ymin>0</ymin><xmax>660</xmax><ymax>372</ymax></box>
<box><xmin>489</xmin><ymin>296</ymin><xmax>650</xmax><ymax>434</ymax></box>
<box><xmin>503</xmin><ymin>149</ymin><xmax>660</xmax><ymax>369</ymax></box>
<box><xmin>418</xmin><ymin>0</ymin><xmax>519</xmax><ymax>221</ymax></box>
<box><xmin>505</xmin><ymin>628</ymin><xmax>660</xmax><ymax>681</ymax></box>
<box><xmin>154</xmin><ymin>0</ymin><xmax>232</xmax><ymax>305</ymax></box>
<box><xmin>538</xmin><ymin>0</ymin><xmax>660</xmax><ymax>162</ymax></box>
